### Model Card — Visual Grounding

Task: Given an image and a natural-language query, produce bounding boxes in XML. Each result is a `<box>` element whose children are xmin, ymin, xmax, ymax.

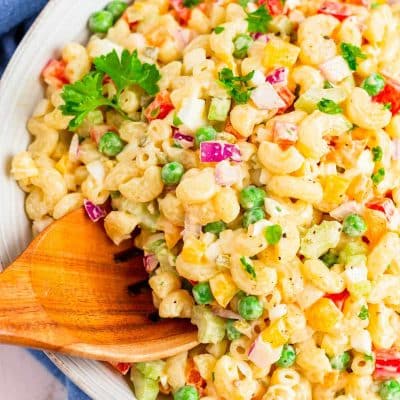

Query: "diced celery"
<box><xmin>208</xmin><ymin>97</ymin><xmax>231</xmax><ymax>122</ymax></box>
<box><xmin>300</xmin><ymin>221</ymin><xmax>342</xmax><ymax>259</ymax></box>
<box><xmin>268</xmin><ymin>16</ymin><xmax>294</xmax><ymax>37</ymax></box>
<box><xmin>136</xmin><ymin>361</ymin><xmax>165</xmax><ymax>381</ymax></box>
<box><xmin>131</xmin><ymin>367</ymin><xmax>159</xmax><ymax>400</ymax></box>
<box><xmin>338</xmin><ymin>240</ymin><xmax>368</xmax><ymax>265</ymax></box>
<box><xmin>191</xmin><ymin>305</ymin><xmax>226</xmax><ymax>344</ymax></box>
<box><xmin>294</xmin><ymin>87</ymin><xmax>348</xmax><ymax>114</ymax></box>
<box><xmin>119</xmin><ymin>199</ymin><xmax>159</xmax><ymax>232</ymax></box>
<box><xmin>346</xmin><ymin>254</ymin><xmax>367</xmax><ymax>268</ymax></box>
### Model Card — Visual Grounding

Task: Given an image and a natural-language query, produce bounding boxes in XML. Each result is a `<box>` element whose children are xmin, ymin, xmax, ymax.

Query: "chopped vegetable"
<box><xmin>251</xmin><ymin>83</ymin><xmax>286</xmax><ymax>110</ymax></box>
<box><xmin>89</xmin><ymin>10</ymin><xmax>114</xmax><ymax>33</ymax></box>
<box><xmin>242</xmin><ymin>207</ymin><xmax>265</xmax><ymax>228</ymax></box>
<box><xmin>320</xmin><ymin>249</ymin><xmax>339</xmax><ymax>268</ymax></box>
<box><xmin>173</xmin><ymin>130</ymin><xmax>195</xmax><ymax>149</ymax></box>
<box><xmin>131</xmin><ymin>367</ymin><xmax>159</xmax><ymax>400</ymax></box>
<box><xmin>259</xmin><ymin>0</ymin><xmax>284</xmax><ymax>16</ymax></box>
<box><xmin>375</xmin><ymin>349</ymin><xmax>400</xmax><ymax>380</ymax></box>
<box><xmin>218</xmin><ymin>68</ymin><xmax>255</xmax><ymax>104</ymax></box>
<box><xmin>98</xmin><ymin>131</ymin><xmax>125</xmax><ymax>156</ymax></box>
<box><xmin>372</xmin><ymin>146</ymin><xmax>383</xmax><ymax>162</ymax></box>
<box><xmin>170</xmin><ymin>0</ymin><xmax>192</xmax><ymax>25</ymax></box>
<box><xmin>83</xmin><ymin>199</ymin><xmax>106</xmax><ymax>222</ymax></box>
<box><xmin>42</xmin><ymin>59</ymin><xmax>69</xmax><ymax>88</ymax></box>
<box><xmin>294</xmin><ymin>87</ymin><xmax>347</xmax><ymax>114</ymax></box>
<box><xmin>233</xmin><ymin>34</ymin><xmax>253</xmax><ymax>59</ymax></box>
<box><xmin>143</xmin><ymin>254</ymin><xmax>159</xmax><ymax>273</ymax></box>
<box><xmin>379</xmin><ymin>379</ymin><xmax>400</xmax><ymax>400</ymax></box>
<box><xmin>195</xmin><ymin>126</ymin><xmax>217</xmax><ymax>147</ymax></box>
<box><xmin>340</xmin><ymin>42</ymin><xmax>366</xmax><ymax>71</ymax></box>
<box><xmin>305</xmin><ymin>297</ymin><xmax>342</xmax><ymax>333</ymax></box>
<box><xmin>145</xmin><ymin>91</ymin><xmax>174</xmax><ymax>121</ymax></box>
<box><xmin>273</xmin><ymin>121</ymin><xmax>298</xmax><ymax>147</ymax></box>
<box><xmin>161</xmin><ymin>162</ymin><xmax>185</xmax><ymax>185</ymax></box>
<box><xmin>330</xmin><ymin>352</ymin><xmax>351</xmax><ymax>370</ymax></box>
<box><xmin>366</xmin><ymin>198</ymin><xmax>397</xmax><ymax>223</ymax></box>
<box><xmin>318</xmin><ymin>1</ymin><xmax>352</xmax><ymax>21</ymax></box>
<box><xmin>362</xmin><ymin>73</ymin><xmax>385</xmax><ymax>96</ymax></box>
<box><xmin>183</xmin><ymin>0</ymin><xmax>202</xmax><ymax>7</ymax></box>
<box><xmin>371</xmin><ymin>167</ymin><xmax>385</xmax><ymax>185</ymax></box>
<box><xmin>208</xmin><ymin>97</ymin><xmax>231</xmax><ymax>121</ymax></box>
<box><xmin>94</xmin><ymin>49</ymin><xmax>161</xmax><ymax>96</ymax></box>
<box><xmin>214</xmin><ymin>160</ymin><xmax>241</xmax><ymax>186</ymax></box>
<box><xmin>300</xmin><ymin>220</ymin><xmax>342</xmax><ymax>259</ymax></box>
<box><xmin>109</xmin><ymin>362</ymin><xmax>131</xmax><ymax>375</ymax></box>
<box><xmin>338</xmin><ymin>240</ymin><xmax>367</xmax><ymax>265</ymax></box>
<box><xmin>174</xmin><ymin>385</ymin><xmax>199</xmax><ymax>400</ymax></box>
<box><xmin>248</xmin><ymin>336</ymin><xmax>283</xmax><ymax>369</ymax></box>
<box><xmin>265</xmin><ymin>67</ymin><xmax>288</xmax><ymax>86</ymax></box>
<box><xmin>214</xmin><ymin>26</ymin><xmax>225</xmax><ymax>34</ymax></box>
<box><xmin>263</xmin><ymin>37</ymin><xmax>300</xmax><ymax>68</ymax></box>
<box><xmin>200</xmin><ymin>141</ymin><xmax>241</xmax><ymax>163</ymax></box>
<box><xmin>264</xmin><ymin>224</ymin><xmax>282</xmax><ymax>245</ymax></box>
<box><xmin>246</xmin><ymin>5</ymin><xmax>272</xmax><ymax>33</ymax></box>
<box><xmin>324</xmin><ymin>289</ymin><xmax>349</xmax><ymax>311</ymax></box>
<box><xmin>136</xmin><ymin>361</ymin><xmax>165</xmax><ymax>380</ymax></box>
<box><xmin>330</xmin><ymin>201</ymin><xmax>362</xmax><ymax>221</ymax></box>
<box><xmin>210</xmin><ymin>272</ymin><xmax>238</xmax><ymax>307</ymax></box>
<box><xmin>191</xmin><ymin>305</ymin><xmax>226</xmax><ymax>343</ymax></box>
<box><xmin>105</xmin><ymin>1</ymin><xmax>128</xmax><ymax>21</ymax></box>
<box><xmin>261</xmin><ymin>318</ymin><xmax>289</xmax><ymax>346</ymax></box>
<box><xmin>319</xmin><ymin>56</ymin><xmax>352</xmax><ymax>83</ymax></box>
<box><xmin>238</xmin><ymin>295</ymin><xmax>264</xmax><ymax>320</ymax></box>
<box><xmin>358</xmin><ymin>305</ymin><xmax>369</xmax><ymax>320</ymax></box>
<box><xmin>226</xmin><ymin>320</ymin><xmax>242</xmax><ymax>340</ymax></box>
<box><xmin>317</xmin><ymin>98</ymin><xmax>343</xmax><ymax>114</ymax></box>
<box><xmin>192</xmin><ymin>282</ymin><xmax>214</xmax><ymax>305</ymax></box>
<box><xmin>177</xmin><ymin>98</ymin><xmax>207</xmax><ymax>132</ymax></box>
<box><xmin>203</xmin><ymin>220</ymin><xmax>227</xmax><ymax>235</ymax></box>
<box><xmin>342</xmin><ymin>214</ymin><xmax>367</xmax><ymax>237</ymax></box>
<box><xmin>240</xmin><ymin>256</ymin><xmax>257</xmax><ymax>279</ymax></box>
<box><xmin>276</xmin><ymin>344</ymin><xmax>296</xmax><ymax>368</ymax></box>
<box><xmin>373</xmin><ymin>81</ymin><xmax>400</xmax><ymax>115</ymax></box>
<box><xmin>239</xmin><ymin>185</ymin><xmax>266</xmax><ymax>209</ymax></box>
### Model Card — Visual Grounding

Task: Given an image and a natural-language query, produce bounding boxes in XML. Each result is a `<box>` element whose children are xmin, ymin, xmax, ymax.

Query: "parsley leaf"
<box><xmin>364</xmin><ymin>353</ymin><xmax>373</xmax><ymax>361</ymax></box>
<box><xmin>183</xmin><ymin>0</ymin><xmax>202</xmax><ymax>7</ymax></box>
<box><xmin>239</xmin><ymin>0</ymin><xmax>254</xmax><ymax>7</ymax></box>
<box><xmin>218</xmin><ymin>68</ymin><xmax>254</xmax><ymax>104</ymax></box>
<box><xmin>358</xmin><ymin>305</ymin><xmax>369</xmax><ymax>320</ymax></box>
<box><xmin>317</xmin><ymin>98</ymin><xmax>343</xmax><ymax>114</ymax></box>
<box><xmin>372</xmin><ymin>146</ymin><xmax>383</xmax><ymax>162</ymax></box>
<box><xmin>246</xmin><ymin>5</ymin><xmax>272</xmax><ymax>33</ymax></box>
<box><xmin>384</xmin><ymin>102</ymin><xmax>392</xmax><ymax>110</ymax></box>
<box><xmin>340</xmin><ymin>42</ymin><xmax>366</xmax><ymax>71</ymax></box>
<box><xmin>94</xmin><ymin>49</ymin><xmax>161</xmax><ymax>95</ymax></box>
<box><xmin>323</xmin><ymin>80</ymin><xmax>334</xmax><ymax>89</ymax></box>
<box><xmin>214</xmin><ymin>26</ymin><xmax>225</xmax><ymax>34</ymax></box>
<box><xmin>60</xmin><ymin>72</ymin><xmax>113</xmax><ymax>130</ymax></box>
<box><xmin>240</xmin><ymin>256</ymin><xmax>257</xmax><ymax>279</ymax></box>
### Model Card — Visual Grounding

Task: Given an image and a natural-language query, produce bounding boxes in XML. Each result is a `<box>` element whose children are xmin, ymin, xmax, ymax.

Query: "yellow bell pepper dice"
<box><xmin>305</xmin><ymin>298</ymin><xmax>342</xmax><ymax>333</ymax></box>
<box><xmin>181</xmin><ymin>238</ymin><xmax>206</xmax><ymax>264</ymax></box>
<box><xmin>323</xmin><ymin>175</ymin><xmax>351</xmax><ymax>205</ymax></box>
<box><xmin>55</xmin><ymin>155</ymin><xmax>69</xmax><ymax>175</ymax></box>
<box><xmin>263</xmin><ymin>38</ymin><xmax>300</xmax><ymax>69</ymax></box>
<box><xmin>261</xmin><ymin>318</ymin><xmax>290</xmax><ymax>347</ymax></box>
<box><xmin>210</xmin><ymin>272</ymin><xmax>239</xmax><ymax>308</ymax></box>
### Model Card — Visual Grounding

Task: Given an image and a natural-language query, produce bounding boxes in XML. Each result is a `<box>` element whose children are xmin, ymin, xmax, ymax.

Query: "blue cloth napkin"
<box><xmin>1</xmin><ymin>1</ymin><xmax>92</xmax><ymax>398</ymax></box>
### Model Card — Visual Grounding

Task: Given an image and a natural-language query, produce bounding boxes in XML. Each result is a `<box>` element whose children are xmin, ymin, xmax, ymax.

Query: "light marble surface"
<box><xmin>0</xmin><ymin>345</ymin><xmax>66</xmax><ymax>400</ymax></box>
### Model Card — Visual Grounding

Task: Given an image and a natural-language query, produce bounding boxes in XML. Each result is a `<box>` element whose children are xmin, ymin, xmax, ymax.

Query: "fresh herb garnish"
<box><xmin>364</xmin><ymin>353</ymin><xmax>374</xmax><ymax>361</ymax></box>
<box><xmin>372</xmin><ymin>146</ymin><xmax>383</xmax><ymax>162</ymax></box>
<box><xmin>323</xmin><ymin>80</ymin><xmax>334</xmax><ymax>89</ymax></box>
<box><xmin>214</xmin><ymin>26</ymin><xmax>225</xmax><ymax>34</ymax></box>
<box><xmin>61</xmin><ymin>50</ymin><xmax>161</xmax><ymax>130</ymax></box>
<box><xmin>371</xmin><ymin>167</ymin><xmax>385</xmax><ymax>185</ymax></box>
<box><xmin>183</xmin><ymin>0</ymin><xmax>202</xmax><ymax>7</ymax></box>
<box><xmin>358</xmin><ymin>305</ymin><xmax>369</xmax><ymax>320</ymax></box>
<box><xmin>240</xmin><ymin>256</ymin><xmax>257</xmax><ymax>279</ymax></box>
<box><xmin>218</xmin><ymin>68</ymin><xmax>255</xmax><ymax>104</ymax></box>
<box><xmin>317</xmin><ymin>98</ymin><xmax>343</xmax><ymax>114</ymax></box>
<box><xmin>173</xmin><ymin>113</ymin><xmax>183</xmax><ymax>126</ymax></box>
<box><xmin>384</xmin><ymin>102</ymin><xmax>392</xmax><ymax>110</ymax></box>
<box><xmin>340</xmin><ymin>42</ymin><xmax>366</xmax><ymax>71</ymax></box>
<box><xmin>246</xmin><ymin>5</ymin><xmax>272</xmax><ymax>33</ymax></box>
<box><xmin>239</xmin><ymin>0</ymin><xmax>254</xmax><ymax>7</ymax></box>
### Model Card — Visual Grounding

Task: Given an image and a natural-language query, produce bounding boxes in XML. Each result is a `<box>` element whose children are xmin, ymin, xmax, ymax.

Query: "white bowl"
<box><xmin>0</xmin><ymin>1</ymin><xmax>135</xmax><ymax>398</ymax></box>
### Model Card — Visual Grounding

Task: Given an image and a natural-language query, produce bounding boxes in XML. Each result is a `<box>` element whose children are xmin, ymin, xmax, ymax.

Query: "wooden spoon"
<box><xmin>0</xmin><ymin>207</ymin><xmax>198</xmax><ymax>362</ymax></box>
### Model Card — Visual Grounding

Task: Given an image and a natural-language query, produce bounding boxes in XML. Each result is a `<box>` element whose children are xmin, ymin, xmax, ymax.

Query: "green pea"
<box><xmin>361</xmin><ymin>73</ymin><xmax>385</xmax><ymax>96</ymax></box>
<box><xmin>330</xmin><ymin>352</ymin><xmax>351</xmax><ymax>371</ymax></box>
<box><xmin>238</xmin><ymin>295</ymin><xmax>263</xmax><ymax>320</ymax></box>
<box><xmin>320</xmin><ymin>249</ymin><xmax>339</xmax><ymax>268</ymax></box>
<box><xmin>242</xmin><ymin>207</ymin><xmax>265</xmax><ymax>228</ymax></box>
<box><xmin>226</xmin><ymin>319</ymin><xmax>242</xmax><ymax>340</ymax></box>
<box><xmin>233</xmin><ymin>34</ymin><xmax>253</xmax><ymax>59</ymax></box>
<box><xmin>317</xmin><ymin>98</ymin><xmax>342</xmax><ymax>114</ymax></box>
<box><xmin>276</xmin><ymin>344</ymin><xmax>296</xmax><ymax>368</ymax></box>
<box><xmin>195</xmin><ymin>126</ymin><xmax>217</xmax><ymax>146</ymax></box>
<box><xmin>203</xmin><ymin>220</ymin><xmax>227</xmax><ymax>235</ymax></box>
<box><xmin>372</xmin><ymin>146</ymin><xmax>383</xmax><ymax>162</ymax></box>
<box><xmin>174</xmin><ymin>385</ymin><xmax>199</xmax><ymax>400</ymax></box>
<box><xmin>105</xmin><ymin>1</ymin><xmax>128</xmax><ymax>21</ymax></box>
<box><xmin>371</xmin><ymin>167</ymin><xmax>385</xmax><ymax>185</ymax></box>
<box><xmin>239</xmin><ymin>185</ymin><xmax>266</xmax><ymax>209</ymax></box>
<box><xmin>264</xmin><ymin>224</ymin><xmax>282</xmax><ymax>245</ymax></box>
<box><xmin>379</xmin><ymin>379</ymin><xmax>400</xmax><ymax>400</ymax></box>
<box><xmin>98</xmin><ymin>131</ymin><xmax>125</xmax><ymax>156</ymax></box>
<box><xmin>192</xmin><ymin>282</ymin><xmax>214</xmax><ymax>305</ymax></box>
<box><xmin>342</xmin><ymin>214</ymin><xmax>367</xmax><ymax>237</ymax></box>
<box><xmin>89</xmin><ymin>11</ymin><xmax>114</xmax><ymax>34</ymax></box>
<box><xmin>161</xmin><ymin>162</ymin><xmax>184</xmax><ymax>185</ymax></box>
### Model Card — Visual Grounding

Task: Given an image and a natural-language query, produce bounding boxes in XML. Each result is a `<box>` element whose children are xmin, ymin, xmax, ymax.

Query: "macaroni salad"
<box><xmin>10</xmin><ymin>0</ymin><xmax>400</xmax><ymax>398</ymax></box>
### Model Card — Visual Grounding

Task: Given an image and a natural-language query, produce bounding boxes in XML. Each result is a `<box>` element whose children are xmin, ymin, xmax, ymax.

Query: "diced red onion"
<box><xmin>69</xmin><ymin>133</ymin><xmax>80</xmax><ymax>162</ymax></box>
<box><xmin>251</xmin><ymin>32</ymin><xmax>270</xmax><ymax>42</ymax></box>
<box><xmin>251</xmin><ymin>83</ymin><xmax>286</xmax><ymax>110</ymax></box>
<box><xmin>173</xmin><ymin>130</ymin><xmax>194</xmax><ymax>149</ymax></box>
<box><xmin>109</xmin><ymin>362</ymin><xmax>131</xmax><ymax>375</ymax></box>
<box><xmin>144</xmin><ymin>254</ymin><xmax>159</xmax><ymax>273</ymax></box>
<box><xmin>215</xmin><ymin>160</ymin><xmax>241</xmax><ymax>186</ymax></box>
<box><xmin>200</xmin><ymin>141</ymin><xmax>241</xmax><ymax>163</ymax></box>
<box><xmin>319</xmin><ymin>56</ymin><xmax>351</xmax><ymax>83</ymax></box>
<box><xmin>366</xmin><ymin>198</ymin><xmax>399</xmax><ymax>229</ymax></box>
<box><xmin>392</xmin><ymin>139</ymin><xmax>400</xmax><ymax>160</ymax></box>
<box><xmin>248</xmin><ymin>336</ymin><xmax>283</xmax><ymax>370</ymax></box>
<box><xmin>212</xmin><ymin>306</ymin><xmax>242</xmax><ymax>320</ymax></box>
<box><xmin>86</xmin><ymin>160</ymin><xmax>105</xmax><ymax>184</ymax></box>
<box><xmin>84</xmin><ymin>199</ymin><xmax>106</xmax><ymax>222</ymax></box>
<box><xmin>265</xmin><ymin>67</ymin><xmax>288</xmax><ymax>86</ymax></box>
<box><xmin>329</xmin><ymin>201</ymin><xmax>362</xmax><ymax>221</ymax></box>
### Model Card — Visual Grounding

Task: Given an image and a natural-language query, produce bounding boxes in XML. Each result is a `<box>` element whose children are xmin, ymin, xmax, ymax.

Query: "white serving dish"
<box><xmin>0</xmin><ymin>1</ymin><xmax>135</xmax><ymax>398</ymax></box>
